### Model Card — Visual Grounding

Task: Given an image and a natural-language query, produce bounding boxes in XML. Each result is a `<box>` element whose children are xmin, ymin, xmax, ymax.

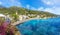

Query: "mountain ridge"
<box><xmin>0</xmin><ymin>6</ymin><xmax>59</xmax><ymax>18</ymax></box>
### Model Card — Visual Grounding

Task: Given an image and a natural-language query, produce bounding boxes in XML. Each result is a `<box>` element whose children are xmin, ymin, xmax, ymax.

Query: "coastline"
<box><xmin>11</xmin><ymin>18</ymin><xmax>40</xmax><ymax>26</ymax></box>
<box><xmin>11</xmin><ymin>17</ymin><xmax>50</xmax><ymax>26</ymax></box>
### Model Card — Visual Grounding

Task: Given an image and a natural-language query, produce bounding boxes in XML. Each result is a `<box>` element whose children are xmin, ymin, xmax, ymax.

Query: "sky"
<box><xmin>0</xmin><ymin>0</ymin><xmax>60</xmax><ymax>15</ymax></box>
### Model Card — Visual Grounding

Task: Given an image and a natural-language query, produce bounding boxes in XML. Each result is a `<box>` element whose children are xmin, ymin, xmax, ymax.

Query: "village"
<box><xmin>0</xmin><ymin>11</ymin><xmax>54</xmax><ymax>23</ymax></box>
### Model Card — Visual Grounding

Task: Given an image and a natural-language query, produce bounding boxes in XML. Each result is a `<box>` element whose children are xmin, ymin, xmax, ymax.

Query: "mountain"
<box><xmin>0</xmin><ymin>6</ymin><xmax>59</xmax><ymax>18</ymax></box>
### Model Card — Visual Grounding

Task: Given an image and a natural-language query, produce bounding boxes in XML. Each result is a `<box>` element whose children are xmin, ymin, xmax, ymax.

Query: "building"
<box><xmin>0</xmin><ymin>14</ymin><xmax>6</xmax><ymax>17</ymax></box>
<box><xmin>19</xmin><ymin>15</ymin><xmax>29</xmax><ymax>21</ymax></box>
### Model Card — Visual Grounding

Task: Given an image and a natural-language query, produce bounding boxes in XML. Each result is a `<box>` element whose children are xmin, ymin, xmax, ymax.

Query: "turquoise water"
<box><xmin>16</xmin><ymin>18</ymin><xmax>60</xmax><ymax>35</ymax></box>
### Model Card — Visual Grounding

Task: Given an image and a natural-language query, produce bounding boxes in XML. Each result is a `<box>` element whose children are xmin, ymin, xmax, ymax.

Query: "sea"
<box><xmin>16</xmin><ymin>17</ymin><xmax>60</xmax><ymax>35</ymax></box>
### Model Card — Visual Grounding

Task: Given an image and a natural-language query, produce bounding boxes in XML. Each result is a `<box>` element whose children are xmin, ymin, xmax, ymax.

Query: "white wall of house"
<box><xmin>0</xmin><ymin>14</ymin><xmax>6</xmax><ymax>17</ymax></box>
<box><xmin>19</xmin><ymin>15</ymin><xmax>29</xmax><ymax>21</ymax></box>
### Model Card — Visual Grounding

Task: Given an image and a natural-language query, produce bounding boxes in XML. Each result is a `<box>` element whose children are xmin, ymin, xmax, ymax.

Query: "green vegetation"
<box><xmin>0</xmin><ymin>6</ymin><xmax>58</xmax><ymax>21</ymax></box>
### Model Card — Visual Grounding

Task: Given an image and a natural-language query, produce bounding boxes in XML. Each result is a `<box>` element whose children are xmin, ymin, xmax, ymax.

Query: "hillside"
<box><xmin>0</xmin><ymin>6</ymin><xmax>58</xmax><ymax>16</ymax></box>
<box><xmin>0</xmin><ymin>6</ymin><xmax>59</xmax><ymax>29</ymax></box>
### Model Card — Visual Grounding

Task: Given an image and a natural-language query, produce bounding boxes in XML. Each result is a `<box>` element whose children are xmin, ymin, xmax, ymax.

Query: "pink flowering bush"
<box><xmin>0</xmin><ymin>21</ymin><xmax>14</xmax><ymax>35</ymax></box>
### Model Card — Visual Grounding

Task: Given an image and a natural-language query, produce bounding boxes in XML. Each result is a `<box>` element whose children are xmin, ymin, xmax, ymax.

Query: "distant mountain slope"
<box><xmin>0</xmin><ymin>6</ymin><xmax>58</xmax><ymax>18</ymax></box>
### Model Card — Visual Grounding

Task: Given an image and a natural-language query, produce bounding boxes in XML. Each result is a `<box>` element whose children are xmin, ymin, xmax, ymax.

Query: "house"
<box><xmin>0</xmin><ymin>14</ymin><xmax>6</xmax><ymax>17</ymax></box>
<box><xmin>19</xmin><ymin>15</ymin><xmax>29</xmax><ymax>21</ymax></box>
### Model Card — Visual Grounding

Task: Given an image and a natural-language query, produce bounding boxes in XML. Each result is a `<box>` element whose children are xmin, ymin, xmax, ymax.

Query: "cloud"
<box><xmin>0</xmin><ymin>0</ymin><xmax>22</xmax><ymax>7</ymax></box>
<box><xmin>30</xmin><ymin>6</ymin><xmax>37</xmax><ymax>10</ymax></box>
<box><xmin>42</xmin><ymin>0</ymin><xmax>54</xmax><ymax>5</ymax></box>
<box><xmin>8</xmin><ymin>0</ymin><xmax>21</xmax><ymax>7</ymax></box>
<box><xmin>37</xmin><ymin>0</ymin><xmax>60</xmax><ymax>15</ymax></box>
<box><xmin>37</xmin><ymin>6</ymin><xmax>60</xmax><ymax>15</ymax></box>
<box><xmin>37</xmin><ymin>7</ymin><xmax>44</xmax><ymax>11</ymax></box>
<box><xmin>26</xmin><ymin>5</ymin><xmax>30</xmax><ymax>9</ymax></box>
<box><xmin>0</xmin><ymin>2</ymin><xmax>2</xmax><ymax>5</ymax></box>
<box><xmin>25</xmin><ymin>0</ymin><xmax>60</xmax><ymax>15</ymax></box>
<box><xmin>26</xmin><ymin>5</ymin><xmax>37</xmax><ymax>10</ymax></box>
<box><xmin>25</xmin><ymin>4</ymin><xmax>60</xmax><ymax>15</ymax></box>
<box><xmin>30</xmin><ymin>6</ymin><xmax>60</xmax><ymax>15</ymax></box>
<box><xmin>42</xmin><ymin>0</ymin><xmax>60</xmax><ymax>6</ymax></box>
